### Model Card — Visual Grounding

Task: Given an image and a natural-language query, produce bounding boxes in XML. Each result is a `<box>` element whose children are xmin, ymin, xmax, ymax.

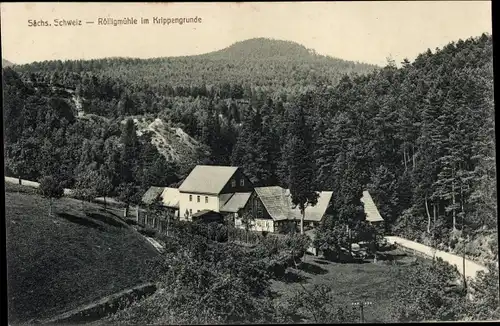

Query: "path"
<box><xmin>5</xmin><ymin>176</ymin><xmax>130</xmax><ymax>207</ymax></box>
<box><xmin>5</xmin><ymin>176</ymin><xmax>73</xmax><ymax>195</ymax></box>
<box><xmin>144</xmin><ymin>236</ymin><xmax>164</xmax><ymax>253</ymax></box>
<box><xmin>385</xmin><ymin>236</ymin><xmax>488</xmax><ymax>279</ymax></box>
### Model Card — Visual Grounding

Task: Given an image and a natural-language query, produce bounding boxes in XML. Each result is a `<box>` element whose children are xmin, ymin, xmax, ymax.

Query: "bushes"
<box><xmin>250</xmin><ymin>233</ymin><xmax>311</xmax><ymax>279</ymax></box>
<box><xmin>287</xmin><ymin>284</ymin><xmax>359</xmax><ymax>323</ymax></box>
<box><xmin>108</xmin><ymin>233</ymin><xmax>278</xmax><ymax>324</ymax></box>
<box><xmin>138</xmin><ymin>227</ymin><xmax>157</xmax><ymax>238</ymax></box>
<box><xmin>5</xmin><ymin>182</ymin><xmax>39</xmax><ymax>195</ymax></box>
<box><xmin>390</xmin><ymin>258</ymin><xmax>467</xmax><ymax>322</ymax></box>
<box><xmin>465</xmin><ymin>262</ymin><xmax>500</xmax><ymax>320</ymax></box>
<box><xmin>125</xmin><ymin>218</ymin><xmax>138</xmax><ymax>226</ymax></box>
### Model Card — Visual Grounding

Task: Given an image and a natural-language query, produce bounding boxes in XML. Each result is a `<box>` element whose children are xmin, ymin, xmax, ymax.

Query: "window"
<box><xmin>205</xmin><ymin>196</ymin><xmax>208</xmax><ymax>203</ymax></box>
<box><xmin>189</xmin><ymin>209</ymin><xmax>192</xmax><ymax>215</ymax></box>
<box><xmin>231</xmin><ymin>179</ymin><xmax>236</xmax><ymax>187</ymax></box>
<box><xmin>197</xmin><ymin>210</ymin><xmax>200</xmax><ymax>212</ymax></box>
<box><xmin>240</xmin><ymin>179</ymin><xmax>244</xmax><ymax>186</ymax></box>
<box><xmin>189</xmin><ymin>195</ymin><xmax>192</xmax><ymax>202</ymax></box>
<box><xmin>197</xmin><ymin>195</ymin><xmax>200</xmax><ymax>203</ymax></box>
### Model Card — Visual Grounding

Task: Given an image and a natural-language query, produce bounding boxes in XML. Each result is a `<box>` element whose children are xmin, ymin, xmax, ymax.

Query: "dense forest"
<box><xmin>3</xmin><ymin>34</ymin><xmax>498</xmax><ymax>322</ymax></box>
<box><xmin>3</xmin><ymin>35</ymin><xmax>496</xmax><ymax>258</ymax></box>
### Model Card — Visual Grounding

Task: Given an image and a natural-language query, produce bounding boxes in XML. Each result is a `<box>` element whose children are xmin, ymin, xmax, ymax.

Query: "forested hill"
<box><xmin>3</xmin><ymin>33</ymin><xmax>496</xmax><ymax>263</ymax></box>
<box><xmin>12</xmin><ymin>38</ymin><xmax>378</xmax><ymax>94</ymax></box>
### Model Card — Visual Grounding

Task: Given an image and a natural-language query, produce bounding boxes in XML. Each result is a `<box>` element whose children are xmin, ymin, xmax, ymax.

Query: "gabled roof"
<box><xmin>219</xmin><ymin>193</ymin><xmax>233</xmax><ymax>208</ymax></box>
<box><xmin>161</xmin><ymin>187</ymin><xmax>180</xmax><ymax>209</ymax></box>
<box><xmin>141</xmin><ymin>186</ymin><xmax>164</xmax><ymax>205</ymax></box>
<box><xmin>220</xmin><ymin>192</ymin><xmax>252</xmax><ymax>213</ymax></box>
<box><xmin>178</xmin><ymin>165</ymin><xmax>239</xmax><ymax>195</ymax></box>
<box><xmin>254</xmin><ymin>186</ymin><xmax>291</xmax><ymax>221</ymax></box>
<box><xmin>361</xmin><ymin>191</ymin><xmax>384</xmax><ymax>223</ymax></box>
<box><xmin>290</xmin><ymin>191</ymin><xmax>333</xmax><ymax>222</ymax></box>
<box><xmin>254</xmin><ymin>186</ymin><xmax>333</xmax><ymax>222</ymax></box>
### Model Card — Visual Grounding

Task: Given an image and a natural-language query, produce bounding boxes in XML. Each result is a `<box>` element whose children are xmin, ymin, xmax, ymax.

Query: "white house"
<box><xmin>176</xmin><ymin>165</ymin><xmax>254</xmax><ymax>220</ymax></box>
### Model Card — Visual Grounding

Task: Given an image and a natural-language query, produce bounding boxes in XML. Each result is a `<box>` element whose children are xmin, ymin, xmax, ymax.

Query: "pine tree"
<box><xmin>287</xmin><ymin>105</ymin><xmax>318</xmax><ymax>234</ymax></box>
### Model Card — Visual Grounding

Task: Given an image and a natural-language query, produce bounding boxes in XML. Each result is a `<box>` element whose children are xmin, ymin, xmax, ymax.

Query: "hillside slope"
<box><xmin>128</xmin><ymin>116</ymin><xmax>208</xmax><ymax>164</ymax></box>
<box><xmin>5</xmin><ymin>183</ymin><xmax>159</xmax><ymax>323</ymax></box>
<box><xmin>2</xmin><ymin>58</ymin><xmax>14</xmax><ymax>67</ymax></box>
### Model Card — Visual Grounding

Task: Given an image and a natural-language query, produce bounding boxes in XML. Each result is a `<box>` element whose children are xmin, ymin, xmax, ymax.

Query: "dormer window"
<box><xmin>240</xmin><ymin>179</ymin><xmax>244</xmax><ymax>186</ymax></box>
<box><xmin>231</xmin><ymin>179</ymin><xmax>236</xmax><ymax>187</ymax></box>
<box><xmin>189</xmin><ymin>195</ymin><xmax>192</xmax><ymax>202</ymax></box>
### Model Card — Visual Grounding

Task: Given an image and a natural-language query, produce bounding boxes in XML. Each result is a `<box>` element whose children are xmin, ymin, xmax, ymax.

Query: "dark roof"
<box><xmin>220</xmin><ymin>192</ymin><xmax>252</xmax><ymax>213</ymax></box>
<box><xmin>192</xmin><ymin>210</ymin><xmax>224</xmax><ymax>222</ymax></box>
<box><xmin>192</xmin><ymin>209</ymin><xmax>214</xmax><ymax>218</ymax></box>
<box><xmin>178</xmin><ymin>165</ymin><xmax>239</xmax><ymax>195</ymax></box>
<box><xmin>141</xmin><ymin>186</ymin><xmax>164</xmax><ymax>205</ymax></box>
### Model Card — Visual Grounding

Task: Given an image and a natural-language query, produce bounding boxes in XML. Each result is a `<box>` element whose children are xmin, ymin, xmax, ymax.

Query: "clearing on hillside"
<box><xmin>5</xmin><ymin>183</ymin><xmax>160</xmax><ymax>323</ymax></box>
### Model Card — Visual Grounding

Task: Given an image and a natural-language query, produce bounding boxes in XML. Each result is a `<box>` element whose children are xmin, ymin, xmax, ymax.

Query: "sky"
<box><xmin>0</xmin><ymin>1</ymin><xmax>492</xmax><ymax>67</ymax></box>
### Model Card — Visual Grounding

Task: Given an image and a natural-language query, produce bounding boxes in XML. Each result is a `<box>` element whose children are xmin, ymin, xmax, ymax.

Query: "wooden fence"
<box><xmin>136</xmin><ymin>206</ymin><xmax>286</xmax><ymax>246</ymax></box>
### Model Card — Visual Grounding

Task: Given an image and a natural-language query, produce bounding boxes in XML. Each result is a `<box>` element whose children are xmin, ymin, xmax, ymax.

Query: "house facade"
<box><xmin>177</xmin><ymin>165</ymin><xmax>254</xmax><ymax>220</ymax></box>
<box><xmin>142</xmin><ymin>165</ymin><xmax>383</xmax><ymax>234</ymax></box>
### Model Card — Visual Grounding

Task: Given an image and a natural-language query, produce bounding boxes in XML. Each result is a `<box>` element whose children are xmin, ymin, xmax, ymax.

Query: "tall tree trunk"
<box><xmin>166</xmin><ymin>212</ymin><xmax>170</xmax><ymax>236</ymax></box>
<box><xmin>103</xmin><ymin>196</ymin><xmax>107</xmax><ymax>211</ymax></box>
<box><xmin>460</xmin><ymin>185</ymin><xmax>465</xmax><ymax>222</ymax></box>
<box><xmin>18</xmin><ymin>176</ymin><xmax>22</xmax><ymax>185</ymax></box>
<box><xmin>433</xmin><ymin>204</ymin><xmax>437</xmax><ymax>225</ymax></box>
<box><xmin>124</xmin><ymin>204</ymin><xmax>129</xmax><ymax>218</ymax></box>
<box><xmin>403</xmin><ymin>147</ymin><xmax>408</xmax><ymax>171</ymax></box>
<box><xmin>425</xmin><ymin>195</ymin><xmax>431</xmax><ymax>233</ymax></box>
<box><xmin>412</xmin><ymin>145</ymin><xmax>416</xmax><ymax>170</ymax></box>
<box><xmin>347</xmin><ymin>224</ymin><xmax>352</xmax><ymax>256</ymax></box>
<box><xmin>452</xmin><ymin>182</ymin><xmax>456</xmax><ymax>231</ymax></box>
<box><xmin>301</xmin><ymin>209</ymin><xmax>305</xmax><ymax>235</ymax></box>
<box><xmin>49</xmin><ymin>197</ymin><xmax>53</xmax><ymax>217</ymax></box>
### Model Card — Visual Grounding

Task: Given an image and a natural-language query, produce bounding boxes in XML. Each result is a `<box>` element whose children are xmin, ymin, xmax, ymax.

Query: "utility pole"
<box><xmin>351</xmin><ymin>301</ymin><xmax>372</xmax><ymax>323</ymax></box>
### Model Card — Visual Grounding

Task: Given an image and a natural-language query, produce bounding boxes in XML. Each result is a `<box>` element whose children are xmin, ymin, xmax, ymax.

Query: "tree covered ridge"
<box><xmin>312</xmin><ymin>33</ymin><xmax>495</xmax><ymax>256</ymax></box>
<box><xmin>12</xmin><ymin>38</ymin><xmax>378</xmax><ymax>95</ymax></box>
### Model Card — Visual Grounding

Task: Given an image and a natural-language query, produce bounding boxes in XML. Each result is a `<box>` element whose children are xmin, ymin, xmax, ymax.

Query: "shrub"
<box><xmin>125</xmin><ymin>218</ymin><xmax>138</xmax><ymax>226</ymax></box>
<box><xmin>38</xmin><ymin>175</ymin><xmax>64</xmax><ymax>216</ymax></box>
<box><xmin>139</xmin><ymin>227</ymin><xmax>157</xmax><ymax>238</ymax></box>
<box><xmin>390</xmin><ymin>258</ymin><xmax>467</xmax><ymax>322</ymax></box>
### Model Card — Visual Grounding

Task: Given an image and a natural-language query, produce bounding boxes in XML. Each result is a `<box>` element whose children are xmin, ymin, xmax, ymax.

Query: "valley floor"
<box><xmin>270</xmin><ymin>249</ymin><xmax>416</xmax><ymax>323</ymax></box>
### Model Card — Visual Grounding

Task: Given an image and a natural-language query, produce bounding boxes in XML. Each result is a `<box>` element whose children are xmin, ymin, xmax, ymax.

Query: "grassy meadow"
<box><xmin>5</xmin><ymin>183</ymin><xmax>159</xmax><ymax>323</ymax></box>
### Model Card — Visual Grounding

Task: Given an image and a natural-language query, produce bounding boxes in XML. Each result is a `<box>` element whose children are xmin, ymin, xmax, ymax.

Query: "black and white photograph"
<box><xmin>1</xmin><ymin>1</ymin><xmax>497</xmax><ymax>324</ymax></box>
